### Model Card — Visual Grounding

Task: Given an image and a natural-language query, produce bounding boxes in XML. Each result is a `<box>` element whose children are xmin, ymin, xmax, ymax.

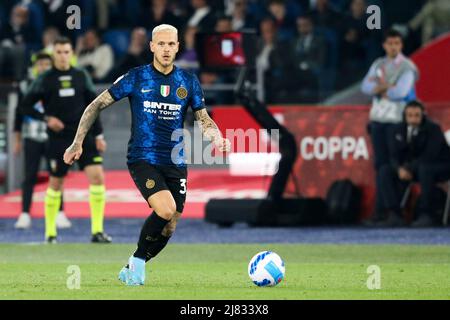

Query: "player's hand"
<box><xmin>13</xmin><ymin>140</ymin><xmax>21</xmax><ymax>155</ymax></box>
<box><xmin>64</xmin><ymin>142</ymin><xmax>83</xmax><ymax>165</ymax></box>
<box><xmin>95</xmin><ymin>137</ymin><xmax>107</xmax><ymax>153</ymax></box>
<box><xmin>345</xmin><ymin>29</ymin><xmax>358</xmax><ymax>42</ymax></box>
<box><xmin>374</xmin><ymin>83</ymin><xmax>390</xmax><ymax>95</ymax></box>
<box><xmin>13</xmin><ymin>133</ymin><xmax>21</xmax><ymax>155</ymax></box>
<box><xmin>75</xmin><ymin>36</ymin><xmax>84</xmax><ymax>54</ymax></box>
<box><xmin>46</xmin><ymin>116</ymin><xmax>65</xmax><ymax>132</ymax></box>
<box><xmin>398</xmin><ymin>167</ymin><xmax>413</xmax><ymax>181</ymax></box>
<box><xmin>214</xmin><ymin>137</ymin><xmax>231</xmax><ymax>152</ymax></box>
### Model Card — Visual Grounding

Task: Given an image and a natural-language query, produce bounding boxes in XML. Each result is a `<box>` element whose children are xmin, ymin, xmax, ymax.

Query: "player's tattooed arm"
<box><xmin>194</xmin><ymin>109</ymin><xmax>221</xmax><ymax>141</ymax></box>
<box><xmin>64</xmin><ymin>90</ymin><xmax>115</xmax><ymax>164</ymax></box>
<box><xmin>72</xmin><ymin>90</ymin><xmax>114</xmax><ymax>145</ymax></box>
<box><xmin>194</xmin><ymin>109</ymin><xmax>231</xmax><ymax>152</ymax></box>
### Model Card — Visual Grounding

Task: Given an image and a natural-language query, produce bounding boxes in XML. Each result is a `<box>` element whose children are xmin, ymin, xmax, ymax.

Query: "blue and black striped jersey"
<box><xmin>108</xmin><ymin>64</ymin><xmax>205</xmax><ymax>167</ymax></box>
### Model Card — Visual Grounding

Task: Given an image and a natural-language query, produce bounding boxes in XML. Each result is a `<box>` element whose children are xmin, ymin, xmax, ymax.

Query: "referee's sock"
<box><xmin>45</xmin><ymin>188</ymin><xmax>61</xmax><ymax>238</ymax></box>
<box><xmin>133</xmin><ymin>212</ymin><xmax>170</xmax><ymax>261</ymax></box>
<box><xmin>89</xmin><ymin>185</ymin><xmax>105</xmax><ymax>234</ymax></box>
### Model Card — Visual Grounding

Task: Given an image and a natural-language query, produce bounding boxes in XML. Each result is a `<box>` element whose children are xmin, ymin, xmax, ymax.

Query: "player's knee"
<box><xmin>156</xmin><ymin>202</ymin><xmax>177</xmax><ymax>220</ymax></box>
<box><xmin>88</xmin><ymin>172</ymin><xmax>104</xmax><ymax>185</ymax></box>
<box><xmin>48</xmin><ymin>177</ymin><xmax>63</xmax><ymax>191</ymax></box>
<box><xmin>85</xmin><ymin>165</ymin><xmax>104</xmax><ymax>185</ymax></box>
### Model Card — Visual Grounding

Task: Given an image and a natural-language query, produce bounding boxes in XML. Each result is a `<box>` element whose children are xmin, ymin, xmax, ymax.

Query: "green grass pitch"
<box><xmin>0</xmin><ymin>243</ymin><xmax>449</xmax><ymax>300</ymax></box>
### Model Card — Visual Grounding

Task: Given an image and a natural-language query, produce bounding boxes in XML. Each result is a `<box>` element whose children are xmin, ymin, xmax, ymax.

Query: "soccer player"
<box><xmin>14</xmin><ymin>52</ymin><xmax>71</xmax><ymax>230</ymax></box>
<box><xmin>63</xmin><ymin>24</ymin><xmax>231</xmax><ymax>285</ymax></box>
<box><xmin>20</xmin><ymin>37</ymin><xmax>111</xmax><ymax>243</ymax></box>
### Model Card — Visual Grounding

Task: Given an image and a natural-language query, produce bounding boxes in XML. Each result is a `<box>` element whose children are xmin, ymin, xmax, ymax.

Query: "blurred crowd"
<box><xmin>1</xmin><ymin>0</ymin><xmax>450</xmax><ymax>103</ymax></box>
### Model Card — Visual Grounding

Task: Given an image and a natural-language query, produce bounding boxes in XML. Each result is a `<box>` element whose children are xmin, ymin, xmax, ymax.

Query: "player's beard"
<box><xmin>155</xmin><ymin>54</ymin><xmax>174</xmax><ymax>68</ymax></box>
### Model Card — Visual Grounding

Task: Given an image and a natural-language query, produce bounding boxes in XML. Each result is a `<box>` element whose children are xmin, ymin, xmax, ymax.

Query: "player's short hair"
<box><xmin>152</xmin><ymin>24</ymin><xmax>178</xmax><ymax>39</ymax></box>
<box><xmin>54</xmin><ymin>36</ymin><xmax>73</xmax><ymax>47</ymax></box>
<box><xmin>85</xmin><ymin>28</ymin><xmax>101</xmax><ymax>40</ymax></box>
<box><xmin>405</xmin><ymin>100</ymin><xmax>425</xmax><ymax>112</ymax></box>
<box><xmin>383</xmin><ymin>29</ymin><xmax>403</xmax><ymax>42</ymax></box>
<box><xmin>297</xmin><ymin>14</ymin><xmax>313</xmax><ymax>23</ymax></box>
<box><xmin>34</xmin><ymin>52</ymin><xmax>53</xmax><ymax>63</ymax></box>
<box><xmin>269</xmin><ymin>0</ymin><xmax>285</xmax><ymax>6</ymax></box>
<box><xmin>216</xmin><ymin>14</ymin><xmax>232</xmax><ymax>22</ymax></box>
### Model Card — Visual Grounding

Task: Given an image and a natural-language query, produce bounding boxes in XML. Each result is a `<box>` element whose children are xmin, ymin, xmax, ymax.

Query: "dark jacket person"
<box><xmin>378</xmin><ymin>100</ymin><xmax>450</xmax><ymax>227</ymax></box>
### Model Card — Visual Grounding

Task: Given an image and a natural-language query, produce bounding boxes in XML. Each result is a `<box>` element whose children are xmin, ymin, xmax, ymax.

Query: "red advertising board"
<box><xmin>213</xmin><ymin>104</ymin><xmax>450</xmax><ymax>218</ymax></box>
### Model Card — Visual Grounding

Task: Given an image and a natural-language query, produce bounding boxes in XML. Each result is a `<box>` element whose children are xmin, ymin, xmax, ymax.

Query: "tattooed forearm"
<box><xmin>69</xmin><ymin>90</ymin><xmax>115</xmax><ymax>149</ymax></box>
<box><xmin>194</xmin><ymin>109</ymin><xmax>222</xmax><ymax>142</ymax></box>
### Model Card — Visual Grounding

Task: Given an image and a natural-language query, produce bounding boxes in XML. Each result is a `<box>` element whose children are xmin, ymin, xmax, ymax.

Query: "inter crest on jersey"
<box><xmin>176</xmin><ymin>87</ymin><xmax>188</xmax><ymax>99</ymax></box>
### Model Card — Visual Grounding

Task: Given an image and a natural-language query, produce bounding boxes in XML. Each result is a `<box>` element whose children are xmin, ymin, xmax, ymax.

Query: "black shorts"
<box><xmin>128</xmin><ymin>161</ymin><xmax>187</xmax><ymax>213</ymax></box>
<box><xmin>47</xmin><ymin>134</ymin><xmax>103</xmax><ymax>177</ymax></box>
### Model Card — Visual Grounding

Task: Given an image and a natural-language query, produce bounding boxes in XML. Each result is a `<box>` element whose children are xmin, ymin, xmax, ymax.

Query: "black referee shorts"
<box><xmin>128</xmin><ymin>161</ymin><xmax>187</xmax><ymax>213</ymax></box>
<box><xmin>47</xmin><ymin>134</ymin><xmax>103</xmax><ymax>177</ymax></box>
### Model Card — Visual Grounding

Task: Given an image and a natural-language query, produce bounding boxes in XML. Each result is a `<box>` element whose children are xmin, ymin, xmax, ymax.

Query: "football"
<box><xmin>248</xmin><ymin>251</ymin><xmax>285</xmax><ymax>287</ymax></box>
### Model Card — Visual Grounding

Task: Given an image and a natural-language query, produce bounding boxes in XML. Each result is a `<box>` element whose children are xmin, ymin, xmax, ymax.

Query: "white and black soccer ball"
<box><xmin>248</xmin><ymin>251</ymin><xmax>285</xmax><ymax>287</ymax></box>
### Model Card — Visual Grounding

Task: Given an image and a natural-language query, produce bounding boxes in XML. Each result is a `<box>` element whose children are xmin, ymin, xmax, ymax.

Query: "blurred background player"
<box><xmin>20</xmin><ymin>37</ymin><xmax>111</xmax><ymax>243</ymax></box>
<box><xmin>63</xmin><ymin>24</ymin><xmax>231</xmax><ymax>285</ymax></box>
<box><xmin>13</xmin><ymin>52</ymin><xmax>71</xmax><ymax>230</ymax></box>
<box><xmin>361</xmin><ymin>29</ymin><xmax>419</xmax><ymax>227</ymax></box>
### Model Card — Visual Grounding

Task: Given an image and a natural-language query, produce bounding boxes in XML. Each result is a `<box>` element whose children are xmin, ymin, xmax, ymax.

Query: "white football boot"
<box><xmin>56</xmin><ymin>211</ymin><xmax>72</xmax><ymax>229</ymax></box>
<box><xmin>14</xmin><ymin>213</ymin><xmax>32</xmax><ymax>229</ymax></box>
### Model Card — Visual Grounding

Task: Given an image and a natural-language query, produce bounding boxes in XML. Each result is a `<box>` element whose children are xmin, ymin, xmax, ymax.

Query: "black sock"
<box><xmin>133</xmin><ymin>212</ymin><xmax>170</xmax><ymax>261</ymax></box>
<box><xmin>125</xmin><ymin>235</ymin><xmax>171</xmax><ymax>268</ymax></box>
<box><xmin>144</xmin><ymin>234</ymin><xmax>171</xmax><ymax>262</ymax></box>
